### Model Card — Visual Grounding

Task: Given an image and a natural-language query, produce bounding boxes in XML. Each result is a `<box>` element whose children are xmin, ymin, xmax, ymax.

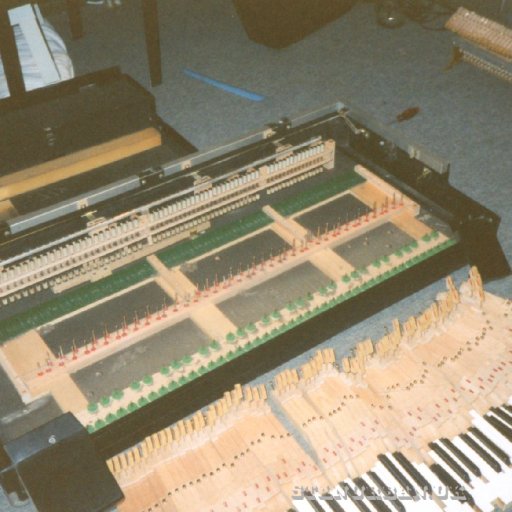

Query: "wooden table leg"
<box><xmin>141</xmin><ymin>0</ymin><xmax>162</xmax><ymax>86</ymax></box>
<box><xmin>66</xmin><ymin>0</ymin><xmax>84</xmax><ymax>40</ymax></box>
<box><xmin>0</xmin><ymin>8</ymin><xmax>26</xmax><ymax>99</ymax></box>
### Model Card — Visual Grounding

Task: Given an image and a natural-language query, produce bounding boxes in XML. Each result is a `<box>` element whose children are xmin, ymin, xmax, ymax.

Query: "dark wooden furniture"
<box><xmin>0</xmin><ymin>1</ymin><xmax>28</xmax><ymax>99</ymax></box>
<box><xmin>66</xmin><ymin>0</ymin><xmax>162</xmax><ymax>87</ymax></box>
<box><xmin>0</xmin><ymin>0</ymin><xmax>162</xmax><ymax>101</ymax></box>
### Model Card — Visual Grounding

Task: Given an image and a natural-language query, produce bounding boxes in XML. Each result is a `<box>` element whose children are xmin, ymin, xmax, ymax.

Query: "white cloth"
<box><xmin>0</xmin><ymin>14</ymin><xmax>74</xmax><ymax>99</ymax></box>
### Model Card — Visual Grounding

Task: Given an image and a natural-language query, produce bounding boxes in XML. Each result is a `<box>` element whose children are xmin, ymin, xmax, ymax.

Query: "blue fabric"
<box><xmin>183</xmin><ymin>68</ymin><xmax>265</xmax><ymax>101</ymax></box>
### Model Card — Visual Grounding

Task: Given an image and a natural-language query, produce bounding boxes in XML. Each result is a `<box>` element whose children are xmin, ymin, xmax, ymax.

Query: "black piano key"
<box><xmin>392</xmin><ymin>452</ymin><xmax>433</xmax><ymax>494</ymax></box>
<box><xmin>353</xmin><ymin>477</ymin><xmax>392</xmax><ymax>512</ymax></box>
<box><xmin>377</xmin><ymin>454</ymin><xmax>417</xmax><ymax>498</ymax></box>
<box><xmin>485</xmin><ymin>413</ymin><xmax>512</xmax><ymax>443</ymax></box>
<box><xmin>503</xmin><ymin>404</ymin><xmax>512</xmax><ymax>415</ymax></box>
<box><xmin>338</xmin><ymin>482</ymin><xmax>372</xmax><ymax>512</ymax></box>
<box><xmin>366</xmin><ymin>470</ymin><xmax>405</xmax><ymax>512</ymax></box>
<box><xmin>321</xmin><ymin>493</ymin><xmax>346</xmax><ymax>512</ymax></box>
<box><xmin>429</xmin><ymin>463</ymin><xmax>475</xmax><ymax>507</ymax></box>
<box><xmin>460</xmin><ymin>433</ymin><xmax>502</xmax><ymax>473</ymax></box>
<box><xmin>304</xmin><ymin>490</ymin><xmax>326</xmax><ymax>512</ymax></box>
<box><xmin>440</xmin><ymin>438</ymin><xmax>481</xmax><ymax>478</ymax></box>
<box><xmin>494</xmin><ymin>407</ymin><xmax>512</xmax><ymax>428</ymax></box>
<box><xmin>428</xmin><ymin>442</ymin><xmax>471</xmax><ymax>484</ymax></box>
<box><xmin>469</xmin><ymin>426</ymin><xmax>511</xmax><ymax>466</ymax></box>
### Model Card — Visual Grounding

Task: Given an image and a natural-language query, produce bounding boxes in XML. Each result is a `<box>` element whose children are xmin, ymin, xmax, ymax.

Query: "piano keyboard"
<box><xmin>292</xmin><ymin>402</ymin><xmax>512</xmax><ymax>512</ymax></box>
<box><xmin>446</xmin><ymin>8</ymin><xmax>512</xmax><ymax>60</ymax></box>
<box><xmin>446</xmin><ymin>8</ymin><xmax>512</xmax><ymax>83</ymax></box>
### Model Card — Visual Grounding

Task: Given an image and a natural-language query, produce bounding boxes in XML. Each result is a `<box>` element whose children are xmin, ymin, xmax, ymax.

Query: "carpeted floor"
<box><xmin>1</xmin><ymin>0</ymin><xmax>511</xmax><ymax>509</ymax></box>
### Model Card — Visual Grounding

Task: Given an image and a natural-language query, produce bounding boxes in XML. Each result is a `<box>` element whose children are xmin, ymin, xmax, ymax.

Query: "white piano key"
<box><xmin>498</xmin><ymin>406</ymin><xmax>512</xmax><ymax>422</ymax></box>
<box><xmin>329</xmin><ymin>485</ymin><xmax>362</xmax><ymax>512</ymax></box>
<box><xmin>428</xmin><ymin>449</ymin><xmax>495</xmax><ymax>512</ymax></box>
<box><xmin>484</xmin><ymin>411</ymin><xmax>512</xmax><ymax>447</ymax></box>
<box><xmin>488</xmin><ymin>410</ymin><xmax>512</xmax><ymax>436</ymax></box>
<box><xmin>309</xmin><ymin>495</ymin><xmax>331</xmax><ymax>512</ymax></box>
<box><xmin>371</xmin><ymin>463</ymin><xmax>417</xmax><ymax>512</ymax></box>
<box><xmin>294</xmin><ymin>488</ymin><xmax>340</xmax><ymax>512</ymax></box>
<box><xmin>496</xmin><ymin>406</ymin><xmax>512</xmax><ymax>424</ymax></box>
<box><xmin>313</xmin><ymin>492</ymin><xmax>344</xmax><ymax>512</ymax></box>
<box><xmin>345</xmin><ymin>478</ymin><xmax>376</xmax><ymax>512</ymax></box>
<box><xmin>293</xmin><ymin>496</ymin><xmax>320</xmax><ymax>512</ymax></box>
<box><xmin>446</xmin><ymin>465</ymin><xmax>494</xmax><ymax>512</ymax></box>
<box><xmin>352</xmin><ymin>475</ymin><xmax>391</xmax><ymax>512</ymax></box>
<box><xmin>451</xmin><ymin>436</ymin><xmax>496</xmax><ymax>480</ymax></box>
<box><xmin>388</xmin><ymin>459</ymin><xmax>440</xmax><ymax>512</ymax></box>
<box><xmin>464</xmin><ymin>433</ymin><xmax>512</xmax><ymax>505</ymax></box>
<box><xmin>366</xmin><ymin>470</ymin><xmax>407</xmax><ymax>512</ymax></box>
<box><xmin>469</xmin><ymin>411</ymin><xmax>512</xmax><ymax>458</ymax></box>
<box><xmin>320</xmin><ymin>487</ymin><xmax>348</xmax><ymax>512</ymax></box>
<box><xmin>428</xmin><ymin>450</ymin><xmax>468</xmax><ymax>488</ymax></box>
<box><xmin>418</xmin><ymin>464</ymin><xmax>469</xmax><ymax>512</ymax></box>
<box><xmin>306</xmin><ymin>491</ymin><xmax>330</xmax><ymax>512</ymax></box>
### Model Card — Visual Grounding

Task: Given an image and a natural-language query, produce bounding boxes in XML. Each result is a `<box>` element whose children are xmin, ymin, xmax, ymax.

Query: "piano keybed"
<box><xmin>107</xmin><ymin>268</ymin><xmax>512</xmax><ymax>512</ymax></box>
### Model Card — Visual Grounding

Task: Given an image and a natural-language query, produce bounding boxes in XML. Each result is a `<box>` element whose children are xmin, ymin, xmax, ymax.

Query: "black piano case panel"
<box><xmin>233</xmin><ymin>0</ymin><xmax>356</xmax><ymax>48</ymax></box>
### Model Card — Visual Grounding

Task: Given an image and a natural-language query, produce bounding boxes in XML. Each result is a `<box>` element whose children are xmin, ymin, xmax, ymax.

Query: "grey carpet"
<box><xmin>1</xmin><ymin>0</ymin><xmax>511</xmax><ymax>509</ymax></box>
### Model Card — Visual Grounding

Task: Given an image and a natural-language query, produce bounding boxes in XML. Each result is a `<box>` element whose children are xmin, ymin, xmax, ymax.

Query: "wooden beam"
<box><xmin>0</xmin><ymin>127</ymin><xmax>162</xmax><ymax>201</ymax></box>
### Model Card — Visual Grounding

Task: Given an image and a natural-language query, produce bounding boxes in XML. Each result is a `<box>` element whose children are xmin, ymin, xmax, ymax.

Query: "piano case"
<box><xmin>86</xmin><ymin>103</ymin><xmax>510</xmax><ymax>458</ymax></box>
<box><xmin>0</xmin><ymin>71</ymin><xmax>509</xmax><ymax>511</ymax></box>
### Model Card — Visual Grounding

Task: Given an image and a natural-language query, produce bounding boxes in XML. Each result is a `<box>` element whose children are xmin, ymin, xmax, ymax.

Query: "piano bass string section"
<box><xmin>106</xmin><ymin>267</ymin><xmax>512</xmax><ymax>512</ymax></box>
